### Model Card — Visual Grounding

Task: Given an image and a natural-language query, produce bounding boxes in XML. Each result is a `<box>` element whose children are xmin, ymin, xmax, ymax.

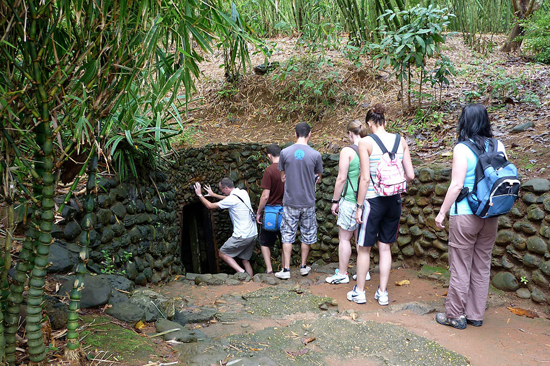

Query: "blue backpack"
<box><xmin>456</xmin><ymin>138</ymin><xmax>520</xmax><ymax>218</ymax></box>
<box><xmin>263</xmin><ymin>205</ymin><xmax>283</xmax><ymax>231</ymax></box>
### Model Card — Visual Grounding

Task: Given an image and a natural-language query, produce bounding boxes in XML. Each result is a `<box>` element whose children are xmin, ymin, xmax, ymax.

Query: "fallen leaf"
<box><xmin>395</xmin><ymin>280</ymin><xmax>410</xmax><ymax>286</ymax></box>
<box><xmin>507</xmin><ymin>307</ymin><xmax>539</xmax><ymax>318</ymax></box>
<box><xmin>301</xmin><ymin>337</ymin><xmax>315</xmax><ymax>345</ymax></box>
<box><xmin>286</xmin><ymin>348</ymin><xmax>310</xmax><ymax>357</ymax></box>
<box><xmin>135</xmin><ymin>321</ymin><xmax>146</xmax><ymax>330</ymax></box>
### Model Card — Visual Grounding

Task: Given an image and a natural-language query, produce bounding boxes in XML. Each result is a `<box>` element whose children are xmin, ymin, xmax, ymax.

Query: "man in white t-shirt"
<box><xmin>194</xmin><ymin>178</ymin><xmax>258</xmax><ymax>275</ymax></box>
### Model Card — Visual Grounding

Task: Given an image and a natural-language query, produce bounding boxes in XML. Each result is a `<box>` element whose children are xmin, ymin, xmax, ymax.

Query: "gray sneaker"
<box><xmin>346</xmin><ymin>285</ymin><xmax>366</xmax><ymax>304</ymax></box>
<box><xmin>374</xmin><ymin>287</ymin><xmax>389</xmax><ymax>306</ymax></box>
<box><xmin>325</xmin><ymin>271</ymin><xmax>350</xmax><ymax>284</ymax></box>
<box><xmin>299</xmin><ymin>265</ymin><xmax>311</xmax><ymax>276</ymax></box>
<box><xmin>275</xmin><ymin>269</ymin><xmax>290</xmax><ymax>279</ymax></box>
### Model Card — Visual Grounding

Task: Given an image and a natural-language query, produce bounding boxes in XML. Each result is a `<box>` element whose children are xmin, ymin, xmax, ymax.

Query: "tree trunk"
<box><xmin>501</xmin><ymin>23</ymin><xmax>525</xmax><ymax>52</ymax></box>
<box><xmin>501</xmin><ymin>0</ymin><xmax>540</xmax><ymax>52</ymax></box>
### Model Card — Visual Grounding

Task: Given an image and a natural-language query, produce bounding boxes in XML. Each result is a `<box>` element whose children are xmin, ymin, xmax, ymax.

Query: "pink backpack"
<box><xmin>369</xmin><ymin>134</ymin><xmax>407</xmax><ymax>196</ymax></box>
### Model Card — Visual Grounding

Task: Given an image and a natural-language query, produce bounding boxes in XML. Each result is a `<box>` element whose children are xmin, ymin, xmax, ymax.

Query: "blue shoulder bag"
<box><xmin>263</xmin><ymin>205</ymin><xmax>283</xmax><ymax>231</ymax></box>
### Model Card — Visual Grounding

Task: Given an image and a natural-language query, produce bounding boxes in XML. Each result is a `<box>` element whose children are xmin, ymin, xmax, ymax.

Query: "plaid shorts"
<box><xmin>337</xmin><ymin>198</ymin><xmax>359</xmax><ymax>232</ymax></box>
<box><xmin>280</xmin><ymin>206</ymin><xmax>317</xmax><ymax>245</ymax></box>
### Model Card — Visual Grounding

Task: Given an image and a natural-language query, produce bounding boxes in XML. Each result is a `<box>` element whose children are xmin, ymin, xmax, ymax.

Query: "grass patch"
<box><xmin>418</xmin><ymin>265</ymin><xmax>451</xmax><ymax>283</ymax></box>
<box><xmin>81</xmin><ymin>316</ymin><xmax>155</xmax><ymax>361</ymax></box>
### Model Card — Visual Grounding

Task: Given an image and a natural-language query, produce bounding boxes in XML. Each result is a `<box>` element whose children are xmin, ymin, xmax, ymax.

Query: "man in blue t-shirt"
<box><xmin>275</xmin><ymin>122</ymin><xmax>323</xmax><ymax>279</ymax></box>
<box><xmin>194</xmin><ymin>178</ymin><xmax>257</xmax><ymax>276</ymax></box>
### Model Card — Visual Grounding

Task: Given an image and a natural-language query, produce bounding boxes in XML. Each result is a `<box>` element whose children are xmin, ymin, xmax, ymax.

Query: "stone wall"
<box><xmin>172</xmin><ymin>143</ymin><xmax>550</xmax><ymax>304</ymax></box>
<box><xmin>49</xmin><ymin>172</ymin><xmax>183</xmax><ymax>284</ymax></box>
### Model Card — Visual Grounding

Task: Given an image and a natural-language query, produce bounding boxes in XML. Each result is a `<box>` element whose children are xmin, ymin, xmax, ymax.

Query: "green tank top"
<box><xmin>343</xmin><ymin>152</ymin><xmax>360</xmax><ymax>203</ymax></box>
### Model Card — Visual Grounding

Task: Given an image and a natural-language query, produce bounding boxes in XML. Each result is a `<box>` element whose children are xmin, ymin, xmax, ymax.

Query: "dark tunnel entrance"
<box><xmin>181</xmin><ymin>202</ymin><xmax>219</xmax><ymax>274</ymax></box>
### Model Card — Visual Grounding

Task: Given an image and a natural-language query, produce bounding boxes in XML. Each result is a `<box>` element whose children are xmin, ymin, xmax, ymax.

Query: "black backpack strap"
<box><xmin>391</xmin><ymin>134</ymin><xmax>401</xmax><ymax>154</ymax></box>
<box><xmin>461</xmin><ymin>139</ymin><xmax>481</xmax><ymax>157</ymax></box>
<box><xmin>368</xmin><ymin>133</ymin><xmax>388</xmax><ymax>154</ymax></box>
<box><xmin>348</xmin><ymin>144</ymin><xmax>359</xmax><ymax>155</ymax></box>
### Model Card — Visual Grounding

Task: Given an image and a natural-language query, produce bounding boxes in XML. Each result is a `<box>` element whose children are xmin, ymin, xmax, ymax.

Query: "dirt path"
<box><xmin>159</xmin><ymin>267</ymin><xmax>550</xmax><ymax>366</ymax></box>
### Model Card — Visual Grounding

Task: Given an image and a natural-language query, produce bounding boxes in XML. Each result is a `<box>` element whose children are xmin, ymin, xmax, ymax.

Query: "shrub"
<box><xmin>521</xmin><ymin>10</ymin><xmax>550</xmax><ymax>64</ymax></box>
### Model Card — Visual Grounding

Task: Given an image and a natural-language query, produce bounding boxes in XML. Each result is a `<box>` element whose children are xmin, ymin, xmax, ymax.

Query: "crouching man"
<box><xmin>193</xmin><ymin>178</ymin><xmax>257</xmax><ymax>276</ymax></box>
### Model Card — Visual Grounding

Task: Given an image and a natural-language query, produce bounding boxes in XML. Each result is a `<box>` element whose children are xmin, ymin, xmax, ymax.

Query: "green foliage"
<box><xmin>271</xmin><ymin>55</ymin><xmax>354</xmax><ymax>120</ymax></box>
<box><xmin>370</xmin><ymin>5</ymin><xmax>455</xmax><ymax>109</ymax></box>
<box><xmin>100</xmin><ymin>250</ymin><xmax>133</xmax><ymax>275</ymax></box>
<box><xmin>520</xmin><ymin>10</ymin><xmax>550</xmax><ymax>64</ymax></box>
<box><xmin>431</xmin><ymin>56</ymin><xmax>457</xmax><ymax>104</ymax></box>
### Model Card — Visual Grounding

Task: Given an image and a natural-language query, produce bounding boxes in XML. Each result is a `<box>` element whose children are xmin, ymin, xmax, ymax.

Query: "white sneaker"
<box><xmin>325</xmin><ymin>271</ymin><xmax>350</xmax><ymax>284</ymax></box>
<box><xmin>275</xmin><ymin>269</ymin><xmax>290</xmax><ymax>280</ymax></box>
<box><xmin>374</xmin><ymin>287</ymin><xmax>389</xmax><ymax>306</ymax></box>
<box><xmin>352</xmin><ymin>271</ymin><xmax>371</xmax><ymax>281</ymax></box>
<box><xmin>299</xmin><ymin>266</ymin><xmax>311</xmax><ymax>276</ymax></box>
<box><xmin>346</xmin><ymin>285</ymin><xmax>366</xmax><ymax>304</ymax></box>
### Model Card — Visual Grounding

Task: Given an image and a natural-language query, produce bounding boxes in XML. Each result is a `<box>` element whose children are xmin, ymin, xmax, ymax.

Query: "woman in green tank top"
<box><xmin>326</xmin><ymin>120</ymin><xmax>369</xmax><ymax>285</ymax></box>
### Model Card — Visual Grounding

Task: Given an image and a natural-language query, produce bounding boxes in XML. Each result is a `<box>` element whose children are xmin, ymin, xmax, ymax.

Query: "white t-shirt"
<box><xmin>217</xmin><ymin>188</ymin><xmax>258</xmax><ymax>239</ymax></box>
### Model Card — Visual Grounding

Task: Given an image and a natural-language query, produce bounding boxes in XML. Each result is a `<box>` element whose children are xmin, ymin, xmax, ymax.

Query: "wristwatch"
<box><xmin>331</xmin><ymin>199</ymin><xmax>339</xmax><ymax>203</ymax></box>
<box><xmin>356</xmin><ymin>203</ymin><xmax>364</xmax><ymax>208</ymax></box>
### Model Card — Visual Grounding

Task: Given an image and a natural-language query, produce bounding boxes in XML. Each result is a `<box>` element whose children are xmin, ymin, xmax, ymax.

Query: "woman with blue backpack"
<box><xmin>434</xmin><ymin>103</ymin><xmax>519</xmax><ymax>329</ymax></box>
<box><xmin>326</xmin><ymin>120</ymin><xmax>369</xmax><ymax>285</ymax></box>
<box><xmin>348</xmin><ymin>104</ymin><xmax>415</xmax><ymax>305</ymax></box>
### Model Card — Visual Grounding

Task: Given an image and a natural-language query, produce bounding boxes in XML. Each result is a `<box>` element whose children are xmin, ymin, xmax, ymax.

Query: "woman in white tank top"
<box><xmin>346</xmin><ymin>104</ymin><xmax>415</xmax><ymax>306</ymax></box>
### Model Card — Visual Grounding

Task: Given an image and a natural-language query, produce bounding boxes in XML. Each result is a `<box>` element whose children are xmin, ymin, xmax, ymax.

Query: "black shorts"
<box><xmin>259</xmin><ymin>227</ymin><xmax>282</xmax><ymax>248</ymax></box>
<box><xmin>357</xmin><ymin>195</ymin><xmax>402</xmax><ymax>247</ymax></box>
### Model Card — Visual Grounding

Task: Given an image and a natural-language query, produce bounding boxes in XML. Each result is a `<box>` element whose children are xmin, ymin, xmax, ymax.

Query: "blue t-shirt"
<box><xmin>451</xmin><ymin>139</ymin><xmax>506</xmax><ymax>216</ymax></box>
<box><xmin>278</xmin><ymin>144</ymin><xmax>323</xmax><ymax>208</ymax></box>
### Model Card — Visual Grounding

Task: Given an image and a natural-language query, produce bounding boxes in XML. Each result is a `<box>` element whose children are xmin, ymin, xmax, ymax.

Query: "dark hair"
<box><xmin>220</xmin><ymin>177</ymin><xmax>234</xmax><ymax>189</ymax></box>
<box><xmin>347</xmin><ymin>120</ymin><xmax>368</xmax><ymax>138</ymax></box>
<box><xmin>365</xmin><ymin>103</ymin><xmax>386</xmax><ymax>126</ymax></box>
<box><xmin>295</xmin><ymin>122</ymin><xmax>311</xmax><ymax>138</ymax></box>
<box><xmin>266</xmin><ymin>144</ymin><xmax>281</xmax><ymax>157</ymax></box>
<box><xmin>457</xmin><ymin>104</ymin><xmax>492</xmax><ymax>150</ymax></box>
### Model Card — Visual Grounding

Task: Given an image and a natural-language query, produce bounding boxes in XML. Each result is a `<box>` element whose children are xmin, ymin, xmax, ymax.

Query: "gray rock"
<box><xmin>540</xmin><ymin>260</ymin><xmax>550</xmax><ymax>276</ymax></box>
<box><xmin>531</xmin><ymin>287</ymin><xmax>546</xmax><ymax>303</ymax></box>
<box><xmin>523</xmin><ymin>253</ymin><xmax>542</xmax><ymax>268</ymax></box>
<box><xmin>100</xmin><ymin>274</ymin><xmax>135</xmax><ymax>292</ymax></box>
<box><xmin>108</xmin><ymin>289</ymin><xmax>130</xmax><ymax>305</ymax></box>
<box><xmin>522</xmin><ymin>179</ymin><xmax>550</xmax><ymax>193</ymax></box>
<box><xmin>526</xmin><ymin>236</ymin><xmax>547</xmax><ymax>255</ymax></box>
<box><xmin>185</xmin><ymin>272</ymin><xmax>200</xmax><ymax>281</ymax></box>
<box><xmin>495</xmin><ymin>230</ymin><xmax>515</xmax><ymax>246</ymax></box>
<box><xmin>512</xmin><ymin>121</ymin><xmax>534</xmax><ymax>133</ymax></box>
<box><xmin>491</xmin><ymin>271</ymin><xmax>519</xmax><ymax>292</ymax></box>
<box><xmin>111</xmin><ymin>202</ymin><xmax>127</xmax><ymax>219</ymax></box>
<box><xmin>531</xmin><ymin>270</ymin><xmax>549</xmax><ymax>288</ymax></box>
<box><xmin>390</xmin><ymin>302</ymin><xmax>436</xmax><ymax>316</ymax></box>
<box><xmin>527</xmin><ymin>205</ymin><xmax>545</xmax><ymax>221</ymax></box>
<box><xmin>47</xmin><ymin>242</ymin><xmax>77</xmax><ymax>273</ymax></box>
<box><xmin>226</xmin><ymin>279</ymin><xmax>242</xmax><ymax>286</ymax></box>
<box><xmin>155</xmin><ymin>319</ymin><xmax>206</xmax><ymax>342</ymax></box>
<box><xmin>58</xmin><ymin>274</ymin><xmax>111</xmax><ymax>308</ymax></box>
<box><xmin>64</xmin><ymin>221</ymin><xmax>82</xmax><ymax>241</ymax></box>
<box><xmin>130</xmin><ymin>288</ymin><xmax>174</xmax><ymax>321</ymax></box>
<box><xmin>106</xmin><ymin>302</ymin><xmax>144</xmax><ymax>323</ymax></box>
<box><xmin>174</xmin><ymin>307</ymin><xmax>217</xmax><ymax>325</ymax></box>
<box><xmin>516</xmin><ymin>288</ymin><xmax>531</xmax><ymax>299</ymax></box>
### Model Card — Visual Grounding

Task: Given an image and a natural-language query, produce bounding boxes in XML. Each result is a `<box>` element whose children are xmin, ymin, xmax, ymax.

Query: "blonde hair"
<box><xmin>347</xmin><ymin>120</ymin><xmax>368</xmax><ymax>138</ymax></box>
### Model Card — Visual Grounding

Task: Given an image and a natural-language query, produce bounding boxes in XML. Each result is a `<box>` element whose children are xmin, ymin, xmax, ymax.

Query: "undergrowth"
<box><xmin>215</xmin><ymin>54</ymin><xmax>375</xmax><ymax>124</ymax></box>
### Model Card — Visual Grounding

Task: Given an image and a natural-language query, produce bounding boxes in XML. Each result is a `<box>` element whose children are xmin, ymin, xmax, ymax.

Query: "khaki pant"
<box><xmin>446</xmin><ymin>215</ymin><xmax>498</xmax><ymax>320</ymax></box>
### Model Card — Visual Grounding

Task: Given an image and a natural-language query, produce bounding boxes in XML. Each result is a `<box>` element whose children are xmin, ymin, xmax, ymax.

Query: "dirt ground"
<box><xmin>162</xmin><ymin>267</ymin><xmax>550</xmax><ymax>366</ymax></box>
